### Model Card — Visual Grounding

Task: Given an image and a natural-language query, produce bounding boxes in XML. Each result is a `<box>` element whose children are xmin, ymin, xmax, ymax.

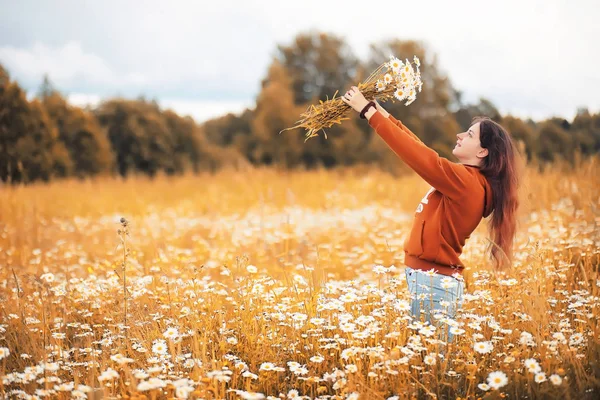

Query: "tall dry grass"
<box><xmin>0</xmin><ymin>158</ymin><xmax>598</xmax><ymax>399</ymax></box>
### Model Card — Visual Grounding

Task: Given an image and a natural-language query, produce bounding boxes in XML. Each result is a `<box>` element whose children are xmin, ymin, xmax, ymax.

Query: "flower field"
<box><xmin>1</xmin><ymin>161</ymin><xmax>599</xmax><ymax>399</ymax></box>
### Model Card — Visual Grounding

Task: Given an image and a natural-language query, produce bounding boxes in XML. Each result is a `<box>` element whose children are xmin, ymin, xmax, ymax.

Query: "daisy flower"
<box><xmin>0</xmin><ymin>347</ymin><xmax>10</xmax><ymax>360</ymax></box>
<box><xmin>449</xmin><ymin>327</ymin><xmax>465</xmax><ymax>336</ymax></box>
<box><xmin>375</xmin><ymin>80</ymin><xmax>386</xmax><ymax>92</ymax></box>
<box><xmin>98</xmin><ymin>368</ymin><xmax>120</xmax><ymax>382</ymax></box>
<box><xmin>477</xmin><ymin>383</ymin><xmax>490</xmax><ymax>391</ymax></box>
<box><xmin>473</xmin><ymin>341</ymin><xmax>494</xmax><ymax>354</ymax></box>
<box><xmin>373</xmin><ymin>264</ymin><xmax>387</xmax><ymax>274</ymax></box>
<box><xmin>524</xmin><ymin>358</ymin><xmax>541</xmax><ymax>373</ymax></box>
<box><xmin>384</xmin><ymin>74</ymin><xmax>393</xmax><ymax>84</ymax></box>
<box><xmin>394</xmin><ymin>88</ymin><xmax>407</xmax><ymax>101</ymax></box>
<box><xmin>388</xmin><ymin>57</ymin><xmax>403</xmax><ymax>73</ymax></box>
<box><xmin>259</xmin><ymin>362</ymin><xmax>276</xmax><ymax>372</ymax></box>
<box><xmin>152</xmin><ymin>339</ymin><xmax>168</xmax><ymax>355</ymax></box>
<box><xmin>534</xmin><ymin>372</ymin><xmax>547</xmax><ymax>383</ymax></box>
<box><xmin>110</xmin><ymin>354</ymin><xmax>134</xmax><ymax>364</ymax></box>
<box><xmin>310</xmin><ymin>355</ymin><xmax>325</xmax><ymax>363</ymax></box>
<box><xmin>486</xmin><ymin>371</ymin><xmax>508</xmax><ymax>389</ymax></box>
<box><xmin>423</xmin><ymin>354</ymin><xmax>436</xmax><ymax>365</ymax></box>
<box><xmin>246</xmin><ymin>265</ymin><xmax>258</xmax><ymax>274</ymax></box>
<box><xmin>163</xmin><ymin>327</ymin><xmax>179</xmax><ymax>340</ymax></box>
<box><xmin>549</xmin><ymin>374</ymin><xmax>562</xmax><ymax>385</ymax></box>
<box><xmin>413</xmin><ymin>55</ymin><xmax>421</xmax><ymax>67</ymax></box>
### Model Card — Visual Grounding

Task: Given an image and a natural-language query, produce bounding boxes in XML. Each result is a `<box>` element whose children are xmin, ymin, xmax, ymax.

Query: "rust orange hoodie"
<box><xmin>368</xmin><ymin>111</ymin><xmax>494</xmax><ymax>276</ymax></box>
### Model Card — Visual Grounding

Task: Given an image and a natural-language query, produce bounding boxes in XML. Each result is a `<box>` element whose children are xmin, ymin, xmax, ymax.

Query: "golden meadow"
<box><xmin>0</xmin><ymin>159</ymin><xmax>599</xmax><ymax>400</ymax></box>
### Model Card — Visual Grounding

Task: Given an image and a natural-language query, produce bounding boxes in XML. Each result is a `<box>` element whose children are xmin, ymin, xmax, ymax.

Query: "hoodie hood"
<box><xmin>482</xmin><ymin>176</ymin><xmax>494</xmax><ymax>218</ymax></box>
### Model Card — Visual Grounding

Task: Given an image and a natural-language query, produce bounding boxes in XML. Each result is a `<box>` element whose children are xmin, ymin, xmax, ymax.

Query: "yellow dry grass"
<box><xmin>0</xmin><ymin>159</ymin><xmax>599</xmax><ymax>400</ymax></box>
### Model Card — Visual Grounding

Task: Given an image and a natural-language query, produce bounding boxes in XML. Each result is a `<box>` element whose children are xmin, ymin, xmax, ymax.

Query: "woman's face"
<box><xmin>452</xmin><ymin>122</ymin><xmax>488</xmax><ymax>164</ymax></box>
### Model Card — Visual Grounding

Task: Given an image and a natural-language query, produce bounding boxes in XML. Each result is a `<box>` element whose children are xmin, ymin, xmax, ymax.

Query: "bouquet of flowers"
<box><xmin>281</xmin><ymin>55</ymin><xmax>423</xmax><ymax>141</ymax></box>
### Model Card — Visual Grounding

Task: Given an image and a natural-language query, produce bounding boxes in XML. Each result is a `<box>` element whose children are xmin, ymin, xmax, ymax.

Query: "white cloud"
<box><xmin>0</xmin><ymin>41</ymin><xmax>149</xmax><ymax>89</ymax></box>
<box><xmin>159</xmin><ymin>98</ymin><xmax>253</xmax><ymax>123</ymax></box>
<box><xmin>2</xmin><ymin>0</ymin><xmax>598</xmax><ymax>121</ymax></box>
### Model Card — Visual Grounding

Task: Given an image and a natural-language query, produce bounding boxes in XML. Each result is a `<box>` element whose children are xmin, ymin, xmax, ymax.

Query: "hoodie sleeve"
<box><xmin>369</xmin><ymin>110</ymin><xmax>472</xmax><ymax>199</ymax></box>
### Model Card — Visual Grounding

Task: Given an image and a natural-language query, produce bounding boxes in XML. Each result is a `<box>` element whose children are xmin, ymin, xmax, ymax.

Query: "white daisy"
<box><xmin>246</xmin><ymin>265</ymin><xmax>258</xmax><ymax>274</ymax></box>
<box><xmin>389</xmin><ymin>57</ymin><xmax>403</xmax><ymax>73</ymax></box>
<box><xmin>534</xmin><ymin>372</ymin><xmax>547</xmax><ymax>383</ymax></box>
<box><xmin>549</xmin><ymin>374</ymin><xmax>562</xmax><ymax>385</ymax></box>
<box><xmin>152</xmin><ymin>340</ymin><xmax>168</xmax><ymax>355</ymax></box>
<box><xmin>473</xmin><ymin>341</ymin><xmax>494</xmax><ymax>354</ymax></box>
<box><xmin>449</xmin><ymin>327</ymin><xmax>465</xmax><ymax>336</ymax></box>
<box><xmin>259</xmin><ymin>362</ymin><xmax>276</xmax><ymax>371</ymax></box>
<box><xmin>163</xmin><ymin>327</ymin><xmax>179</xmax><ymax>340</ymax></box>
<box><xmin>0</xmin><ymin>347</ymin><xmax>10</xmax><ymax>360</ymax></box>
<box><xmin>486</xmin><ymin>371</ymin><xmax>508</xmax><ymax>389</ymax></box>
<box><xmin>524</xmin><ymin>358</ymin><xmax>541</xmax><ymax>373</ymax></box>
<box><xmin>423</xmin><ymin>354</ymin><xmax>436</xmax><ymax>365</ymax></box>
<box><xmin>477</xmin><ymin>383</ymin><xmax>490</xmax><ymax>391</ymax></box>
<box><xmin>393</xmin><ymin>88</ymin><xmax>407</xmax><ymax>101</ymax></box>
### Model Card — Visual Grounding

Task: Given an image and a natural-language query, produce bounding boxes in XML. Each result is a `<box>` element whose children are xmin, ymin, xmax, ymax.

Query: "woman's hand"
<box><xmin>341</xmin><ymin>86</ymin><xmax>370</xmax><ymax>113</ymax></box>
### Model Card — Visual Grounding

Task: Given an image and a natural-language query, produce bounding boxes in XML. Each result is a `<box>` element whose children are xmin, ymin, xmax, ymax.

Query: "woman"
<box><xmin>341</xmin><ymin>86</ymin><xmax>520</xmax><ymax>341</ymax></box>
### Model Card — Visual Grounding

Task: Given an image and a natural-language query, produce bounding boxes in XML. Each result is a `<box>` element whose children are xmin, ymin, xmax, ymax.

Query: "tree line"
<box><xmin>1</xmin><ymin>31</ymin><xmax>599</xmax><ymax>184</ymax></box>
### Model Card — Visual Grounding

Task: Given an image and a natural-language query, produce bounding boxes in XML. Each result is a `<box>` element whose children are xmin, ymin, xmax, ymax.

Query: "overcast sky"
<box><xmin>1</xmin><ymin>0</ymin><xmax>598</xmax><ymax>123</ymax></box>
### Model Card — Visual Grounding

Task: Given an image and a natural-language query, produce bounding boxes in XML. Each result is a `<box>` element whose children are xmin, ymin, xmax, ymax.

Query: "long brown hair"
<box><xmin>474</xmin><ymin>116</ymin><xmax>521</xmax><ymax>270</ymax></box>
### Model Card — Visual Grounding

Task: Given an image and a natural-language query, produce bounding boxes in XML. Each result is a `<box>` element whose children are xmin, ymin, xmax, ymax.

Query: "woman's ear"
<box><xmin>477</xmin><ymin>148</ymin><xmax>489</xmax><ymax>158</ymax></box>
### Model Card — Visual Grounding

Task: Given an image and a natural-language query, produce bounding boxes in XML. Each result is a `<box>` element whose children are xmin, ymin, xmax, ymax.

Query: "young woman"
<box><xmin>341</xmin><ymin>86</ymin><xmax>520</xmax><ymax>340</ymax></box>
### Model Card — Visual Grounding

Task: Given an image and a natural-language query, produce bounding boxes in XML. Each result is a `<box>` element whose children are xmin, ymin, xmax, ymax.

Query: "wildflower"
<box><xmin>110</xmin><ymin>354</ymin><xmax>134</xmax><ymax>364</ymax></box>
<box><xmin>345</xmin><ymin>364</ymin><xmax>358</xmax><ymax>373</ymax></box>
<box><xmin>163</xmin><ymin>327</ymin><xmax>179</xmax><ymax>340</ymax></box>
<box><xmin>260</xmin><ymin>362</ymin><xmax>276</xmax><ymax>371</ymax></box>
<box><xmin>98</xmin><ymin>368</ymin><xmax>119</xmax><ymax>382</ymax></box>
<box><xmin>242</xmin><ymin>371</ymin><xmax>258</xmax><ymax>379</ymax></box>
<box><xmin>40</xmin><ymin>273</ymin><xmax>55</xmax><ymax>283</ymax></box>
<box><xmin>549</xmin><ymin>374</ymin><xmax>562</xmax><ymax>385</ymax></box>
<box><xmin>477</xmin><ymin>383</ymin><xmax>490</xmax><ymax>391</ymax></box>
<box><xmin>473</xmin><ymin>341</ymin><xmax>494</xmax><ymax>354</ymax></box>
<box><xmin>534</xmin><ymin>372</ymin><xmax>547</xmax><ymax>383</ymax></box>
<box><xmin>389</xmin><ymin>57</ymin><xmax>403</xmax><ymax>73</ymax></box>
<box><xmin>524</xmin><ymin>358</ymin><xmax>541</xmax><ymax>373</ymax></box>
<box><xmin>291</xmin><ymin>313</ymin><xmax>307</xmax><ymax>322</ymax></box>
<box><xmin>449</xmin><ymin>327</ymin><xmax>465</xmax><ymax>336</ymax></box>
<box><xmin>423</xmin><ymin>354</ymin><xmax>436</xmax><ymax>365</ymax></box>
<box><xmin>0</xmin><ymin>347</ymin><xmax>9</xmax><ymax>360</ymax></box>
<box><xmin>569</xmin><ymin>332</ymin><xmax>584</xmax><ymax>346</ymax></box>
<box><xmin>373</xmin><ymin>264</ymin><xmax>387</xmax><ymax>274</ymax></box>
<box><xmin>246</xmin><ymin>265</ymin><xmax>258</xmax><ymax>274</ymax></box>
<box><xmin>152</xmin><ymin>339</ymin><xmax>168</xmax><ymax>355</ymax></box>
<box><xmin>376</xmin><ymin>80</ymin><xmax>386</xmax><ymax>92</ymax></box>
<box><xmin>393</xmin><ymin>88</ymin><xmax>407</xmax><ymax>101</ymax></box>
<box><xmin>310</xmin><ymin>355</ymin><xmax>325</xmax><ymax>363</ymax></box>
<box><xmin>384</xmin><ymin>74</ymin><xmax>393</xmax><ymax>84</ymax></box>
<box><xmin>486</xmin><ymin>371</ymin><xmax>508</xmax><ymax>389</ymax></box>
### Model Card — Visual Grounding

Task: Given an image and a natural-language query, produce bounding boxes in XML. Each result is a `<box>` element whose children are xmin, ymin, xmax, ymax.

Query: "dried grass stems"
<box><xmin>281</xmin><ymin>57</ymin><xmax>421</xmax><ymax>141</ymax></box>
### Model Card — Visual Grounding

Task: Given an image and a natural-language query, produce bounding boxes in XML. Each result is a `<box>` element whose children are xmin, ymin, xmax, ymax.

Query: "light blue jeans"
<box><xmin>405</xmin><ymin>266</ymin><xmax>465</xmax><ymax>342</ymax></box>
